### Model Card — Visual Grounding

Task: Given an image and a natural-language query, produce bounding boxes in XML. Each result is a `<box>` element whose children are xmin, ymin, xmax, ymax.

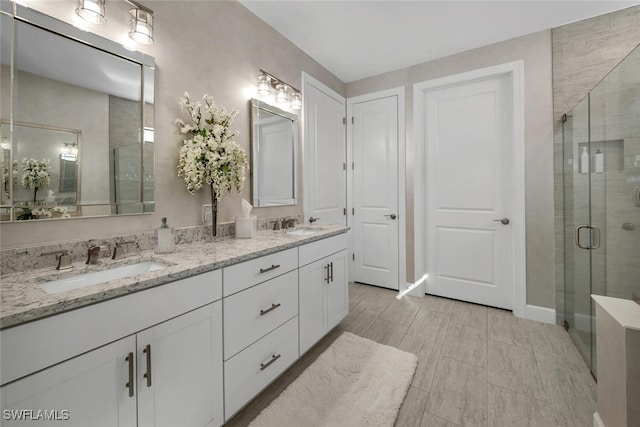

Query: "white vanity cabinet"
<box><xmin>0</xmin><ymin>230</ymin><xmax>349</xmax><ymax>426</ymax></box>
<box><xmin>1</xmin><ymin>270</ymin><xmax>224</xmax><ymax>427</ymax></box>
<box><xmin>298</xmin><ymin>234</ymin><xmax>349</xmax><ymax>355</ymax></box>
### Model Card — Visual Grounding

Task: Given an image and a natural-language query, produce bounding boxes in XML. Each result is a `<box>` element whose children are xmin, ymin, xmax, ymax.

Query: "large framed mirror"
<box><xmin>0</xmin><ymin>2</ymin><xmax>155</xmax><ymax>222</ymax></box>
<box><xmin>250</xmin><ymin>99</ymin><xmax>298</xmax><ymax>207</ymax></box>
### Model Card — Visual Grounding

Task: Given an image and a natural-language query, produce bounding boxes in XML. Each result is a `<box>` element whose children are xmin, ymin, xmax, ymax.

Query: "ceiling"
<box><xmin>240</xmin><ymin>0</ymin><xmax>640</xmax><ymax>83</ymax></box>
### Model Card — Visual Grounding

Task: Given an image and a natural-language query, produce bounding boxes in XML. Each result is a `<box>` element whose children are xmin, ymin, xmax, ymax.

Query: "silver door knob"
<box><xmin>384</xmin><ymin>214</ymin><xmax>397</xmax><ymax>220</ymax></box>
<box><xmin>494</xmin><ymin>218</ymin><xmax>510</xmax><ymax>225</ymax></box>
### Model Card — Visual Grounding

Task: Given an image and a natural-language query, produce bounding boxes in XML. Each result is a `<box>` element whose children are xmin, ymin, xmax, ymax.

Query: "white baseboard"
<box><xmin>593</xmin><ymin>412</ymin><xmax>605</xmax><ymax>427</ymax></box>
<box><xmin>526</xmin><ymin>305</ymin><xmax>556</xmax><ymax>324</ymax></box>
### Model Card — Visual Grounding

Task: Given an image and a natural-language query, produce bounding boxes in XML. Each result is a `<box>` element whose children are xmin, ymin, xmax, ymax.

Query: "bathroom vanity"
<box><xmin>0</xmin><ymin>226</ymin><xmax>348</xmax><ymax>426</ymax></box>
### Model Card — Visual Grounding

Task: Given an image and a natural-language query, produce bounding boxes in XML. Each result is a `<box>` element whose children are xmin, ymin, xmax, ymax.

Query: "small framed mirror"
<box><xmin>250</xmin><ymin>99</ymin><xmax>298</xmax><ymax>207</ymax></box>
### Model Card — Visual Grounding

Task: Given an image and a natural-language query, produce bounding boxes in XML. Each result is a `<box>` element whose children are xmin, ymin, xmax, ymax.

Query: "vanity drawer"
<box><xmin>224</xmin><ymin>317</ymin><xmax>299</xmax><ymax>419</ymax></box>
<box><xmin>223</xmin><ymin>270</ymin><xmax>298</xmax><ymax>360</ymax></box>
<box><xmin>298</xmin><ymin>233</ymin><xmax>348</xmax><ymax>267</ymax></box>
<box><xmin>223</xmin><ymin>247</ymin><xmax>297</xmax><ymax>296</ymax></box>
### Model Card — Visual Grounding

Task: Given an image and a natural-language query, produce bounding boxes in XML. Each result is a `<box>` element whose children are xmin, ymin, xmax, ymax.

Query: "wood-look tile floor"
<box><xmin>225</xmin><ymin>283</ymin><xmax>596</xmax><ymax>427</ymax></box>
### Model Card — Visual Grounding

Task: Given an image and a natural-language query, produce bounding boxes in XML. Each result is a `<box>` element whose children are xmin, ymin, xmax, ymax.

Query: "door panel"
<box><xmin>424</xmin><ymin>75</ymin><xmax>513</xmax><ymax>309</ymax></box>
<box><xmin>137</xmin><ymin>302</ymin><xmax>223</xmax><ymax>427</ymax></box>
<box><xmin>303</xmin><ymin>76</ymin><xmax>346</xmax><ymax>225</ymax></box>
<box><xmin>352</xmin><ymin>95</ymin><xmax>399</xmax><ymax>290</ymax></box>
<box><xmin>1</xmin><ymin>336</ymin><xmax>137</xmax><ymax>427</ymax></box>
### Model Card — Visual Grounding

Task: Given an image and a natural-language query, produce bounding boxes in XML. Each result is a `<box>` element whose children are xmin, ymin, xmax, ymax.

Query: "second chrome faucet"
<box><xmin>86</xmin><ymin>245</ymin><xmax>108</xmax><ymax>265</ymax></box>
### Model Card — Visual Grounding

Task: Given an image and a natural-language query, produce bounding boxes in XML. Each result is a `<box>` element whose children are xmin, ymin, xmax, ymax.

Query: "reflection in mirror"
<box><xmin>0</xmin><ymin>3</ymin><xmax>155</xmax><ymax>221</ymax></box>
<box><xmin>2</xmin><ymin>121</ymin><xmax>81</xmax><ymax>220</ymax></box>
<box><xmin>250</xmin><ymin>99</ymin><xmax>298</xmax><ymax>207</ymax></box>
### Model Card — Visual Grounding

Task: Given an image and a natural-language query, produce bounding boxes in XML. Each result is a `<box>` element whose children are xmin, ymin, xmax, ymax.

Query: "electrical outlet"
<box><xmin>202</xmin><ymin>204</ymin><xmax>212</xmax><ymax>223</ymax></box>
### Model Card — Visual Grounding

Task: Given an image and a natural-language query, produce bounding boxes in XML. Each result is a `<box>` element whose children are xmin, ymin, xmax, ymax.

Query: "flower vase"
<box><xmin>210</xmin><ymin>184</ymin><xmax>217</xmax><ymax>237</ymax></box>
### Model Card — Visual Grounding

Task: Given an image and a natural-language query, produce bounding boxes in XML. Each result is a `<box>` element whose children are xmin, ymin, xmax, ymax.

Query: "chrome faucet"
<box><xmin>86</xmin><ymin>245</ymin><xmax>107</xmax><ymax>265</ymax></box>
<box><xmin>283</xmin><ymin>218</ymin><xmax>297</xmax><ymax>228</ymax></box>
<box><xmin>41</xmin><ymin>249</ymin><xmax>73</xmax><ymax>271</ymax></box>
<box><xmin>112</xmin><ymin>241</ymin><xmax>137</xmax><ymax>260</ymax></box>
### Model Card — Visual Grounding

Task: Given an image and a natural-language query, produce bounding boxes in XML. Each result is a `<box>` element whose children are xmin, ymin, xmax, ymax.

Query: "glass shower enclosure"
<box><xmin>563</xmin><ymin>44</ymin><xmax>640</xmax><ymax>376</ymax></box>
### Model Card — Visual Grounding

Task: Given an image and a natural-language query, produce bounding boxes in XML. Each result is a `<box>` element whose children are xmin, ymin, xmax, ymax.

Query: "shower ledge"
<box><xmin>592</xmin><ymin>295</ymin><xmax>640</xmax><ymax>331</ymax></box>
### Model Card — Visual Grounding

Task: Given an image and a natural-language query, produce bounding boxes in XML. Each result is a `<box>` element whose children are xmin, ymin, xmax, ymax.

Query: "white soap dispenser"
<box><xmin>580</xmin><ymin>146</ymin><xmax>589</xmax><ymax>174</ymax></box>
<box><xmin>156</xmin><ymin>217</ymin><xmax>174</xmax><ymax>254</ymax></box>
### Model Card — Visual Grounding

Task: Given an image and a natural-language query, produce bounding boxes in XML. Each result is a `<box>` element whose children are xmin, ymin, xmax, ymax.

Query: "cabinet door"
<box><xmin>299</xmin><ymin>257</ymin><xmax>329</xmax><ymax>355</ymax></box>
<box><xmin>137</xmin><ymin>302</ymin><xmax>223</xmax><ymax>427</ymax></box>
<box><xmin>327</xmin><ymin>250</ymin><xmax>348</xmax><ymax>330</ymax></box>
<box><xmin>1</xmin><ymin>336</ymin><xmax>137</xmax><ymax>427</ymax></box>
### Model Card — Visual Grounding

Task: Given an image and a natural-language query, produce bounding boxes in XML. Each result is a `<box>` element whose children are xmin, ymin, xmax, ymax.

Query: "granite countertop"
<box><xmin>0</xmin><ymin>225</ymin><xmax>348</xmax><ymax>330</ymax></box>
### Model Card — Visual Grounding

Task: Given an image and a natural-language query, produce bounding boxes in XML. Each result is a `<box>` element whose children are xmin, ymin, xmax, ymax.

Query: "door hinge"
<box><xmin>343</xmin><ymin>208</ymin><xmax>346</xmax><ymax>215</ymax></box>
<box><xmin>351</xmin><ymin>162</ymin><xmax>354</xmax><ymax>170</ymax></box>
<box><xmin>351</xmin><ymin>116</ymin><xmax>354</xmax><ymax>124</ymax></box>
<box><xmin>352</xmin><ymin>207</ymin><xmax>354</xmax><ymax>215</ymax></box>
<box><xmin>342</xmin><ymin>117</ymin><xmax>346</xmax><ymax>125</ymax></box>
<box><xmin>352</xmin><ymin>253</ymin><xmax>355</xmax><ymax>261</ymax></box>
<box><xmin>343</xmin><ymin>162</ymin><xmax>346</xmax><ymax>170</ymax></box>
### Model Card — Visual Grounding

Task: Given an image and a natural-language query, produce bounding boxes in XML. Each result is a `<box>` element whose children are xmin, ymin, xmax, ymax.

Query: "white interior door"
<box><xmin>423</xmin><ymin>75</ymin><xmax>514</xmax><ymax>309</ymax></box>
<box><xmin>303</xmin><ymin>73</ymin><xmax>346</xmax><ymax>225</ymax></box>
<box><xmin>351</xmin><ymin>94</ymin><xmax>399</xmax><ymax>290</ymax></box>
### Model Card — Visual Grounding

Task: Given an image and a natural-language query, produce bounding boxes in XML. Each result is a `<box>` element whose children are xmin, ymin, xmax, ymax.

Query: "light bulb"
<box><xmin>257</xmin><ymin>74</ymin><xmax>272</xmax><ymax>96</ymax></box>
<box><xmin>276</xmin><ymin>84</ymin><xmax>289</xmax><ymax>104</ymax></box>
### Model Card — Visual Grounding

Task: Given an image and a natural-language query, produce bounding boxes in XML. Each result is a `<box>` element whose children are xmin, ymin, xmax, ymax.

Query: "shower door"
<box><xmin>563</xmin><ymin>96</ymin><xmax>596</xmax><ymax>371</ymax></box>
<box><xmin>563</xmin><ymin>44</ymin><xmax>640</xmax><ymax>376</ymax></box>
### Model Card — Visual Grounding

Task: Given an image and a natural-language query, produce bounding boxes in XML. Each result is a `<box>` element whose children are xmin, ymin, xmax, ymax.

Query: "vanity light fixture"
<box><xmin>257</xmin><ymin>74</ymin><xmax>272</xmax><ymax>96</ymax></box>
<box><xmin>128</xmin><ymin>1</ymin><xmax>154</xmax><ymax>45</ymax></box>
<box><xmin>290</xmin><ymin>92</ymin><xmax>302</xmax><ymax>110</ymax></box>
<box><xmin>61</xmin><ymin>143</ymin><xmax>78</xmax><ymax>161</ymax></box>
<box><xmin>257</xmin><ymin>69</ymin><xmax>302</xmax><ymax>110</ymax></box>
<box><xmin>75</xmin><ymin>0</ymin><xmax>107</xmax><ymax>25</ymax></box>
<box><xmin>275</xmin><ymin>84</ymin><xmax>289</xmax><ymax>104</ymax></box>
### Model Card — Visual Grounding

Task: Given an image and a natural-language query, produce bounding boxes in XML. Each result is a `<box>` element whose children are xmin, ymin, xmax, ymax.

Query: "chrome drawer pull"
<box><xmin>260</xmin><ymin>353</ymin><xmax>281</xmax><ymax>371</ymax></box>
<box><xmin>260</xmin><ymin>303</ymin><xmax>281</xmax><ymax>316</ymax></box>
<box><xmin>259</xmin><ymin>264</ymin><xmax>281</xmax><ymax>274</ymax></box>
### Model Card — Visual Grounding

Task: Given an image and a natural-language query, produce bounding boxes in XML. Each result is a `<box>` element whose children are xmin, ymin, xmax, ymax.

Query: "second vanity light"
<box><xmin>256</xmin><ymin>70</ymin><xmax>302</xmax><ymax>110</ymax></box>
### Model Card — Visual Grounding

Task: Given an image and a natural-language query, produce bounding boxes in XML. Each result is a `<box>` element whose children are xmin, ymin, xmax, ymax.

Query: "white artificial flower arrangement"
<box><xmin>21</xmin><ymin>158</ymin><xmax>50</xmax><ymax>202</ymax></box>
<box><xmin>175</xmin><ymin>92</ymin><xmax>247</xmax><ymax>199</ymax></box>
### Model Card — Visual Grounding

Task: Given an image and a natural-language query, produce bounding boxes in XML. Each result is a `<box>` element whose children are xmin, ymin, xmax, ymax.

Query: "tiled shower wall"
<box><xmin>552</xmin><ymin>5</ymin><xmax>640</xmax><ymax>323</ymax></box>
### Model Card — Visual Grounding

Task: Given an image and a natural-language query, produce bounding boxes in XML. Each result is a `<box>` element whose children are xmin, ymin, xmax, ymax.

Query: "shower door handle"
<box><xmin>575</xmin><ymin>225</ymin><xmax>600</xmax><ymax>250</ymax></box>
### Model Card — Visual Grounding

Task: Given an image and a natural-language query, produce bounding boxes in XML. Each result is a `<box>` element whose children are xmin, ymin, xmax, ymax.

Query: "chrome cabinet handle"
<box><xmin>260</xmin><ymin>354</ymin><xmax>281</xmax><ymax>371</ymax></box>
<box><xmin>260</xmin><ymin>303</ymin><xmax>281</xmax><ymax>316</ymax></box>
<box><xmin>259</xmin><ymin>264</ymin><xmax>280</xmax><ymax>274</ymax></box>
<box><xmin>125</xmin><ymin>352</ymin><xmax>134</xmax><ymax>397</ymax></box>
<box><xmin>383</xmin><ymin>213</ymin><xmax>397</xmax><ymax>220</ymax></box>
<box><xmin>143</xmin><ymin>344</ymin><xmax>152</xmax><ymax>387</ymax></box>
<box><xmin>329</xmin><ymin>262</ymin><xmax>334</xmax><ymax>283</ymax></box>
<box><xmin>493</xmin><ymin>218</ymin><xmax>510</xmax><ymax>225</ymax></box>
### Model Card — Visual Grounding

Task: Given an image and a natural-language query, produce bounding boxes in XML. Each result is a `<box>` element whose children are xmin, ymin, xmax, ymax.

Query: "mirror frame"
<box><xmin>250</xmin><ymin>98</ymin><xmax>299</xmax><ymax>207</ymax></box>
<box><xmin>0</xmin><ymin>1</ymin><xmax>155</xmax><ymax>222</ymax></box>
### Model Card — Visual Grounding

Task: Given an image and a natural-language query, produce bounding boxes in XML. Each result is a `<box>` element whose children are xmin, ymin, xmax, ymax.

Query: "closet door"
<box><xmin>303</xmin><ymin>73</ymin><xmax>346</xmax><ymax>226</ymax></box>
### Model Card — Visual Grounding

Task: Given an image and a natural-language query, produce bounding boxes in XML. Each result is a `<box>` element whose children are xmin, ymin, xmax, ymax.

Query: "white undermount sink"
<box><xmin>287</xmin><ymin>227</ymin><xmax>321</xmax><ymax>236</ymax></box>
<box><xmin>40</xmin><ymin>261</ymin><xmax>168</xmax><ymax>295</ymax></box>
